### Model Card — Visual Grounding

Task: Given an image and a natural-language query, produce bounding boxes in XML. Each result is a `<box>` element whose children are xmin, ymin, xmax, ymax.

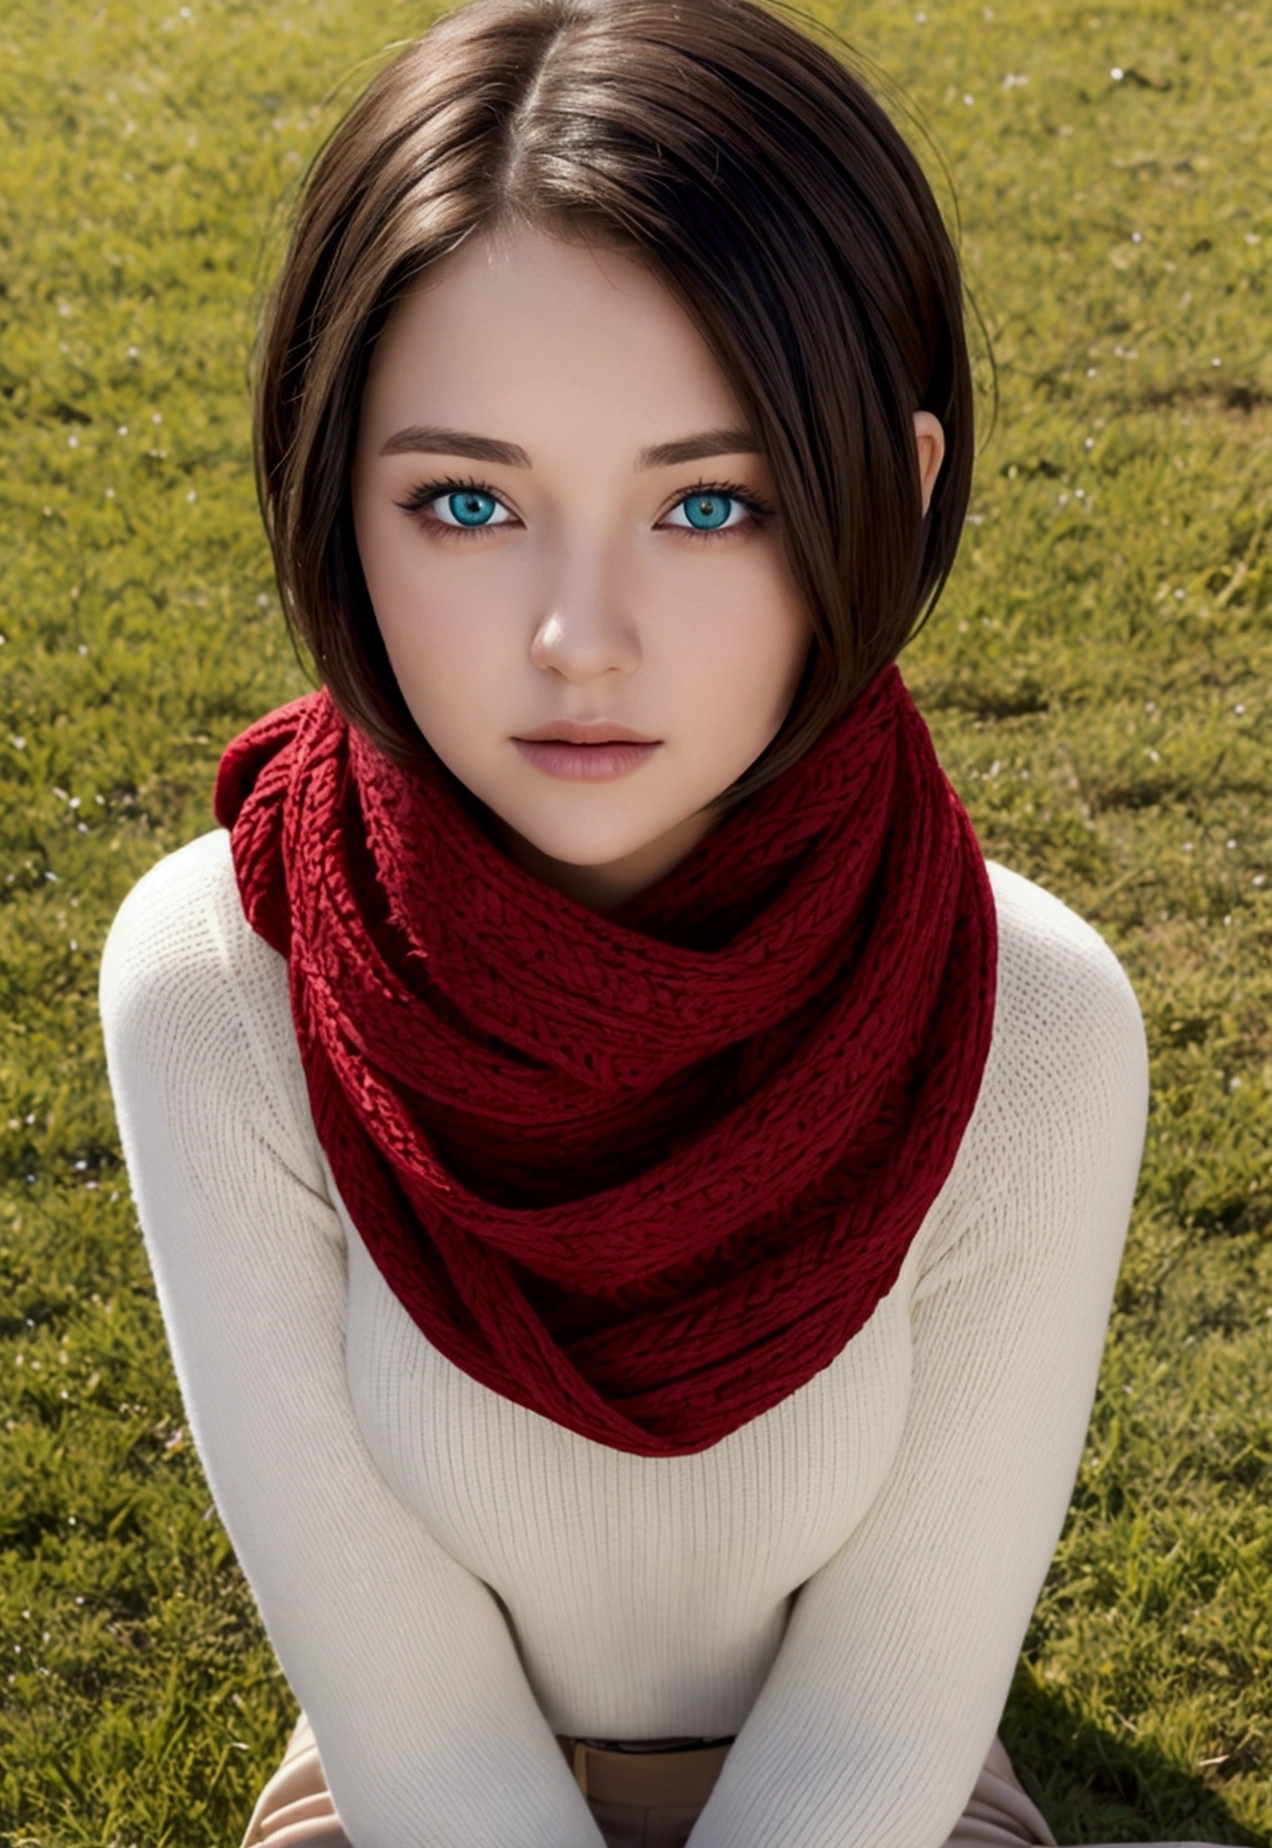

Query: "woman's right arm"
<box><xmin>99</xmin><ymin>830</ymin><xmax>601</xmax><ymax>1848</ymax></box>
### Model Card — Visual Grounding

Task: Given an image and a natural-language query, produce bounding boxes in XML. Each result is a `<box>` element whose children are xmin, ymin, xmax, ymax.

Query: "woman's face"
<box><xmin>352</xmin><ymin>224</ymin><xmax>812</xmax><ymax>909</ymax></box>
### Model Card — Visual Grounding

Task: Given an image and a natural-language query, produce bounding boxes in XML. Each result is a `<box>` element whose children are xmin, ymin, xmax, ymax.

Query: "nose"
<box><xmin>528</xmin><ymin>555</ymin><xmax>641</xmax><ymax>683</ymax></box>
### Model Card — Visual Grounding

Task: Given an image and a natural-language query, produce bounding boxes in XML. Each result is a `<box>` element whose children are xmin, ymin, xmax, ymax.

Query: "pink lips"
<box><xmin>512</xmin><ymin>720</ymin><xmax>661</xmax><ymax>781</ymax></box>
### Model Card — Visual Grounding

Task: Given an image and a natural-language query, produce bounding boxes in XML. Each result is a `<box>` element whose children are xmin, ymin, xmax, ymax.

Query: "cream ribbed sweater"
<box><xmin>99</xmin><ymin>827</ymin><xmax>1148</xmax><ymax>1848</ymax></box>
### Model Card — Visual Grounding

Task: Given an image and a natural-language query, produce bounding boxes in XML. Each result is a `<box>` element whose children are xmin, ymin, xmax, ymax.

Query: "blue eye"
<box><xmin>396</xmin><ymin>476</ymin><xmax>517</xmax><ymax>533</ymax></box>
<box><xmin>681</xmin><ymin>493</ymin><xmax>736</xmax><ymax>530</ymax></box>
<box><xmin>662</xmin><ymin>482</ymin><xmax>770</xmax><ymax>536</ymax></box>
<box><xmin>397</xmin><ymin>474</ymin><xmax>772</xmax><ymax>540</ymax></box>
<box><xmin>439</xmin><ymin>489</ymin><xmax>502</xmax><ymax>527</ymax></box>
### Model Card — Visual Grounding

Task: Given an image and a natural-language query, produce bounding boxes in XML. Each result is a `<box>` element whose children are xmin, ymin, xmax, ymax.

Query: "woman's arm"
<box><xmin>686</xmin><ymin>869</ymin><xmax>1149</xmax><ymax>1848</ymax></box>
<box><xmin>99</xmin><ymin>830</ymin><xmax>602</xmax><ymax>1848</ymax></box>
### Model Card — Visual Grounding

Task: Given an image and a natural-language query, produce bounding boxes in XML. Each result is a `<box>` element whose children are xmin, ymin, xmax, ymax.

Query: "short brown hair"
<box><xmin>254</xmin><ymin>0</ymin><xmax>973</xmax><ymax>803</ymax></box>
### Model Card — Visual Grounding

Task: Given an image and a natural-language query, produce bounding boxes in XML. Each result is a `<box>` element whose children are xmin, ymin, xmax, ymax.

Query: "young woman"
<box><xmin>99</xmin><ymin>2</ymin><xmax>1217</xmax><ymax>1845</ymax></box>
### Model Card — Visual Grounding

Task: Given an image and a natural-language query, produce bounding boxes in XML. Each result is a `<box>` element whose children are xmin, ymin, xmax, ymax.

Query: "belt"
<box><xmin>556</xmin><ymin>1734</ymin><xmax>734</xmax><ymax>1806</ymax></box>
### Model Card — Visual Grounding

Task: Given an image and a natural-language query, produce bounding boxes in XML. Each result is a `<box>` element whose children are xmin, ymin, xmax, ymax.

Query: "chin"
<box><xmin>493</xmin><ymin>789</ymin><xmax>691</xmax><ymax>865</ymax></box>
<box><xmin>514</xmin><ymin>818</ymin><xmax>666</xmax><ymax>871</ymax></box>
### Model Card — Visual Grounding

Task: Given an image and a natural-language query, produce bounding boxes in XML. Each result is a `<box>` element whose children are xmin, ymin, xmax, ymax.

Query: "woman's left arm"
<box><xmin>688</xmin><ymin>874</ymin><xmax>1150</xmax><ymax>1848</ymax></box>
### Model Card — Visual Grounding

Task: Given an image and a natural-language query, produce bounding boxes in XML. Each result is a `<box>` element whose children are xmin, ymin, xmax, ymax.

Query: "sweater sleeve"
<box><xmin>684</xmin><ymin>871</ymin><xmax>1150</xmax><ymax>1848</ymax></box>
<box><xmin>99</xmin><ymin>831</ymin><xmax>603</xmax><ymax>1848</ymax></box>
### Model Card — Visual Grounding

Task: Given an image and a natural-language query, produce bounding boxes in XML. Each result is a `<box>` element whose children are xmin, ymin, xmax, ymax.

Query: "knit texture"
<box><xmin>212</xmin><ymin>665</ymin><xmax>997</xmax><ymax>1455</ymax></box>
<box><xmin>100</xmin><ymin>840</ymin><xmax>1148</xmax><ymax>1848</ymax></box>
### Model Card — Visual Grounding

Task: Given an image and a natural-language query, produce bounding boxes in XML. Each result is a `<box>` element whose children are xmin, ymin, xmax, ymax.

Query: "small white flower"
<box><xmin>1110</xmin><ymin>66</ymin><xmax>1124</xmax><ymax>80</ymax></box>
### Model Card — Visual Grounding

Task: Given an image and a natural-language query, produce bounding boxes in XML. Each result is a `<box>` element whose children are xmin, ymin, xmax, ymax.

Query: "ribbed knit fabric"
<box><xmin>100</xmin><ymin>830</ymin><xmax>1149</xmax><ymax>1848</ymax></box>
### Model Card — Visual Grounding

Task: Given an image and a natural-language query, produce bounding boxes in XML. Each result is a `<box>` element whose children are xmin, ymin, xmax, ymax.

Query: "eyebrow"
<box><xmin>378</xmin><ymin>424</ymin><xmax>762</xmax><ymax>469</ymax></box>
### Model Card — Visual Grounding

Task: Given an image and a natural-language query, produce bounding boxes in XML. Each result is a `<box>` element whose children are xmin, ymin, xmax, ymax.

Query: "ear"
<box><xmin>913</xmin><ymin>411</ymin><xmax>946</xmax><ymax>518</ymax></box>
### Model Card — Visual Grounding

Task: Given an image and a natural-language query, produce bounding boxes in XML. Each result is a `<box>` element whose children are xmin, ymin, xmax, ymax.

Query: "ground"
<box><xmin>0</xmin><ymin>0</ymin><xmax>1268</xmax><ymax>1842</ymax></box>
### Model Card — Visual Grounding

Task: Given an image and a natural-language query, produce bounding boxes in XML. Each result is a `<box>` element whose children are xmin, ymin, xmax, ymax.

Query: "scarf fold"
<box><xmin>214</xmin><ymin>665</ymin><xmax>997</xmax><ymax>1457</ymax></box>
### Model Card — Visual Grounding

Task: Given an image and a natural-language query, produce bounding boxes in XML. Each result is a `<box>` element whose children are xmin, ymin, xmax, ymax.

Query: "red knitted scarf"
<box><xmin>214</xmin><ymin>665</ymin><xmax>996</xmax><ymax>1457</ymax></box>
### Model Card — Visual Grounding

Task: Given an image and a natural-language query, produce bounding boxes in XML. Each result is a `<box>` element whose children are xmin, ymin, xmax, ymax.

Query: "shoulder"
<box><xmin>102</xmin><ymin>825</ymin><xmax>244</xmax><ymax>954</ymax></box>
<box><xmin>908</xmin><ymin>863</ymin><xmax>1150</xmax><ymax>1294</ymax></box>
<box><xmin>984</xmin><ymin>859</ymin><xmax>1147</xmax><ymax>1104</ymax></box>
<box><xmin>927</xmin><ymin>862</ymin><xmax>1150</xmax><ymax>1250</ymax></box>
<box><xmin>100</xmin><ymin>827</ymin><xmax>283</xmax><ymax>1032</ymax></box>
<box><xmin>99</xmin><ymin>829</ymin><xmax>316</xmax><ymax>1179</ymax></box>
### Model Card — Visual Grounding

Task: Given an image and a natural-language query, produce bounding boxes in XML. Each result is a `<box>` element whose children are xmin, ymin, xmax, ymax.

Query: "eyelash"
<box><xmin>393</xmin><ymin>473</ymin><xmax>776</xmax><ymax>543</ymax></box>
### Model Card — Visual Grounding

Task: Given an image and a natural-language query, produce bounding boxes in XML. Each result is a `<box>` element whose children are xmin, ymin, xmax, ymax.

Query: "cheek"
<box><xmin>660</xmin><ymin>558</ymin><xmax>811</xmax><ymax>730</ymax></box>
<box><xmin>355</xmin><ymin>505</ymin><xmax>510</xmax><ymax>709</ymax></box>
<box><xmin>378</xmin><ymin>597</ymin><xmax>508</xmax><ymax>744</ymax></box>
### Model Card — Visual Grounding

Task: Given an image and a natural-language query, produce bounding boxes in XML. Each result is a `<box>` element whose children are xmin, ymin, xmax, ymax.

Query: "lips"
<box><xmin>512</xmin><ymin>728</ymin><xmax>662</xmax><ymax>781</ymax></box>
<box><xmin>514</xmin><ymin>720</ymin><xmax>659</xmax><ymax>745</ymax></box>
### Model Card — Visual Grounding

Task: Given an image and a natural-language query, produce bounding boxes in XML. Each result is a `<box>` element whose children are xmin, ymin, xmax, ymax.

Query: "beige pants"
<box><xmin>238</xmin><ymin>1711</ymin><xmax>1214</xmax><ymax>1848</ymax></box>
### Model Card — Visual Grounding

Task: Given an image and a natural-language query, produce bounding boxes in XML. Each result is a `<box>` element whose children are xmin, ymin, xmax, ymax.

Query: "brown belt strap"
<box><xmin>557</xmin><ymin>1736</ymin><xmax>733</xmax><ymax>1807</ymax></box>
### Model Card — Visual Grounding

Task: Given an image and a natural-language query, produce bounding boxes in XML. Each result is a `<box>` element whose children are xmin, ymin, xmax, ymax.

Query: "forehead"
<box><xmin>360</xmin><ymin>223</ymin><xmax>746</xmax><ymax>443</ymax></box>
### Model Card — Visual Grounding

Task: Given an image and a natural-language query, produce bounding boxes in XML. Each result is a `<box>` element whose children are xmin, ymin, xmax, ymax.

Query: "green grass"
<box><xmin>1</xmin><ymin>0</ymin><xmax>1269</xmax><ymax>1841</ymax></box>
